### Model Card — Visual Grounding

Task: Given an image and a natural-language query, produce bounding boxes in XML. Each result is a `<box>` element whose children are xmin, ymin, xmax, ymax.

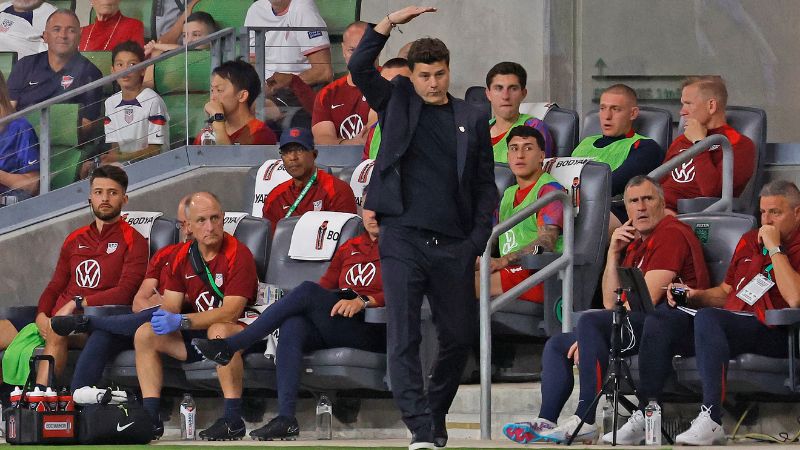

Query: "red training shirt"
<box><xmin>193</xmin><ymin>118</ymin><xmax>277</xmax><ymax>145</ymax></box>
<box><xmin>145</xmin><ymin>242</ymin><xmax>183</xmax><ymax>295</ymax></box>
<box><xmin>37</xmin><ymin>220</ymin><xmax>149</xmax><ymax>316</ymax></box>
<box><xmin>79</xmin><ymin>11</ymin><xmax>144</xmax><ymax>51</ymax></box>
<box><xmin>312</xmin><ymin>75</ymin><xmax>370</xmax><ymax>140</ymax></box>
<box><xmin>318</xmin><ymin>232</ymin><xmax>383</xmax><ymax>306</ymax></box>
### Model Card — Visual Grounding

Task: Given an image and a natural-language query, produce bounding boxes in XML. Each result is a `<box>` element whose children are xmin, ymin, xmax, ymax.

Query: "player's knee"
<box><xmin>207</xmin><ymin>322</ymin><xmax>237</xmax><ymax>339</ymax></box>
<box><xmin>134</xmin><ymin>322</ymin><xmax>156</xmax><ymax>348</ymax></box>
<box><xmin>44</xmin><ymin>332</ymin><xmax>67</xmax><ymax>347</ymax></box>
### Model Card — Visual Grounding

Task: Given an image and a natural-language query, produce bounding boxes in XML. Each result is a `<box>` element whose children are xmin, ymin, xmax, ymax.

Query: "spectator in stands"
<box><xmin>0</xmin><ymin>0</ymin><xmax>57</xmax><ymax>59</ymax></box>
<box><xmin>362</xmin><ymin>57</ymin><xmax>411</xmax><ymax>160</ymax></box>
<box><xmin>193</xmin><ymin>59</ymin><xmax>277</xmax><ymax>145</ymax></box>
<box><xmin>572</xmin><ymin>84</ymin><xmax>662</xmax><ymax>228</ymax></box>
<box><xmin>660</xmin><ymin>76</ymin><xmax>755</xmax><ymax>214</ymax></box>
<box><xmin>133</xmin><ymin>192</ymin><xmax>258</xmax><ymax>439</ymax></box>
<box><xmin>607</xmin><ymin>180</ymin><xmax>800</xmax><ymax>446</ymax></box>
<box><xmin>78</xmin><ymin>41</ymin><xmax>168</xmax><ymax>178</ymax></box>
<box><xmin>0</xmin><ymin>166</ymin><xmax>148</xmax><ymax>387</ymax></box>
<box><xmin>262</xmin><ymin>127</ymin><xmax>357</xmax><ymax>230</ymax></box>
<box><xmin>80</xmin><ymin>0</ymin><xmax>144</xmax><ymax>51</ymax></box>
<box><xmin>478</xmin><ymin>125</ymin><xmax>563</xmax><ymax>303</ymax></box>
<box><xmin>0</xmin><ymin>71</ymin><xmax>40</xmax><ymax>199</ymax></box>
<box><xmin>502</xmin><ymin>176</ymin><xmax>709</xmax><ymax>445</ymax></box>
<box><xmin>311</xmin><ymin>21</ymin><xmax>371</xmax><ymax>145</ymax></box>
<box><xmin>154</xmin><ymin>0</ymin><xmax>200</xmax><ymax>45</ymax></box>
<box><xmin>144</xmin><ymin>10</ymin><xmax>219</xmax><ymax>58</ymax></box>
<box><xmin>7</xmin><ymin>9</ymin><xmax>103</xmax><ymax>143</ymax></box>
<box><xmin>51</xmin><ymin>195</ymin><xmax>193</xmax><ymax>392</ymax></box>
<box><xmin>485</xmin><ymin>62</ymin><xmax>554</xmax><ymax>161</ymax></box>
<box><xmin>350</xmin><ymin>7</ymin><xmax>497</xmax><ymax>450</ymax></box>
<box><xmin>193</xmin><ymin>201</ymin><xmax>386</xmax><ymax>441</ymax></box>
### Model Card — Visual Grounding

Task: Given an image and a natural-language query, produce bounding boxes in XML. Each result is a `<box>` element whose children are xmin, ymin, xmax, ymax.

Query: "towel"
<box><xmin>223</xmin><ymin>212</ymin><xmax>249</xmax><ymax>235</ymax></box>
<box><xmin>252</xmin><ymin>160</ymin><xmax>293</xmax><ymax>216</ymax></box>
<box><xmin>121</xmin><ymin>211</ymin><xmax>163</xmax><ymax>239</ymax></box>
<box><xmin>2</xmin><ymin>323</ymin><xmax>45</xmax><ymax>385</ymax></box>
<box><xmin>288</xmin><ymin>211</ymin><xmax>359</xmax><ymax>261</ymax></box>
<box><xmin>542</xmin><ymin>156</ymin><xmax>595</xmax><ymax>215</ymax></box>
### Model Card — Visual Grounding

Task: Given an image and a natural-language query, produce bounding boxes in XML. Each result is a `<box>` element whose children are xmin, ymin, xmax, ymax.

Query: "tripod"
<box><xmin>566</xmin><ymin>288</ymin><xmax>640</xmax><ymax>446</ymax></box>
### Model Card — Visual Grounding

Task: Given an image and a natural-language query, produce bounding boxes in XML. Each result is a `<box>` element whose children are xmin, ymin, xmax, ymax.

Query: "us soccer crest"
<box><xmin>106</xmin><ymin>242</ymin><xmax>118</xmax><ymax>254</ymax></box>
<box><xmin>60</xmin><ymin>75</ymin><xmax>74</xmax><ymax>89</ymax></box>
<box><xmin>215</xmin><ymin>273</ymin><xmax>224</xmax><ymax>287</ymax></box>
<box><xmin>313</xmin><ymin>200</ymin><xmax>323</xmax><ymax>211</ymax></box>
<box><xmin>1</xmin><ymin>18</ymin><xmax>14</xmax><ymax>32</ymax></box>
<box><xmin>124</xmin><ymin>107</ymin><xmax>134</xmax><ymax>124</ymax></box>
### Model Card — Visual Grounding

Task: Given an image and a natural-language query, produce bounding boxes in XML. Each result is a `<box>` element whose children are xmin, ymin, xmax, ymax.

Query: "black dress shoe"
<box><xmin>191</xmin><ymin>338</ymin><xmax>234</xmax><ymax>365</ymax></box>
<box><xmin>50</xmin><ymin>315</ymin><xmax>90</xmax><ymax>336</ymax></box>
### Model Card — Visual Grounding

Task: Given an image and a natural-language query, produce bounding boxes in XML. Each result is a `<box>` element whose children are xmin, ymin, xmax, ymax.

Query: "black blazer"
<box><xmin>349</xmin><ymin>27</ymin><xmax>497</xmax><ymax>254</ymax></box>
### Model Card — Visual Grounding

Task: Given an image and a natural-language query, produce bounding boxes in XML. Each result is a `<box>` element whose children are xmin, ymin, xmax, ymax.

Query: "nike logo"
<box><xmin>744</xmin><ymin>258</ymin><xmax>752</xmax><ymax>262</ymax></box>
<box><xmin>331</xmin><ymin>104</ymin><xmax>344</xmax><ymax>109</ymax></box>
<box><xmin>350</xmin><ymin>251</ymin><xmax>360</xmax><ymax>255</ymax></box>
<box><xmin>78</xmin><ymin>244</ymin><xmax>89</xmax><ymax>249</ymax></box>
<box><xmin>185</xmin><ymin>274</ymin><xmax>197</xmax><ymax>279</ymax></box>
<box><xmin>155</xmin><ymin>133</ymin><xmax>163</xmax><ymax>138</ymax></box>
<box><xmin>28</xmin><ymin>81</ymin><xmax>38</xmax><ymax>86</ymax></box>
<box><xmin>27</xmin><ymin>159</ymin><xmax>38</xmax><ymax>165</ymax></box>
<box><xmin>282</xmin><ymin>205</ymin><xmax>290</xmax><ymax>210</ymax></box>
<box><xmin>116</xmin><ymin>422</ymin><xmax>134</xmax><ymax>431</ymax></box>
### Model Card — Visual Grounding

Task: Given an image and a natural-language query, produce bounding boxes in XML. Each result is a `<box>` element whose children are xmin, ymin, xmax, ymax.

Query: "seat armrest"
<box><xmin>765</xmin><ymin>308</ymin><xmax>800</xmax><ymax>326</ymax></box>
<box><xmin>84</xmin><ymin>305</ymin><xmax>132</xmax><ymax>317</ymax></box>
<box><xmin>520</xmin><ymin>252</ymin><xmax>587</xmax><ymax>269</ymax></box>
<box><xmin>365</xmin><ymin>307</ymin><xmax>387</xmax><ymax>324</ymax></box>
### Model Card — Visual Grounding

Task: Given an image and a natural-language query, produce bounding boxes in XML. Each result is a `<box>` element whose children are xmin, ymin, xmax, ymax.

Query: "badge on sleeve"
<box><xmin>735</xmin><ymin>274</ymin><xmax>774</xmax><ymax>306</ymax></box>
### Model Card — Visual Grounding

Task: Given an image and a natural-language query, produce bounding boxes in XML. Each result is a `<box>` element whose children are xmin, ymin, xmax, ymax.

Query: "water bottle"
<box><xmin>26</xmin><ymin>387</ymin><xmax>44</xmax><ymax>411</ymax></box>
<box><xmin>644</xmin><ymin>399</ymin><xmax>661</xmax><ymax>445</ymax></box>
<box><xmin>9</xmin><ymin>386</ymin><xmax>22</xmax><ymax>408</ymax></box>
<box><xmin>57</xmin><ymin>387</ymin><xmax>74</xmax><ymax>412</ymax></box>
<box><xmin>315</xmin><ymin>394</ymin><xmax>332</xmax><ymax>440</ymax></box>
<box><xmin>200</xmin><ymin>125</ymin><xmax>216</xmax><ymax>146</ymax></box>
<box><xmin>601</xmin><ymin>393</ymin><xmax>614</xmax><ymax>435</ymax></box>
<box><xmin>44</xmin><ymin>387</ymin><xmax>58</xmax><ymax>412</ymax></box>
<box><xmin>179</xmin><ymin>393</ymin><xmax>196</xmax><ymax>440</ymax></box>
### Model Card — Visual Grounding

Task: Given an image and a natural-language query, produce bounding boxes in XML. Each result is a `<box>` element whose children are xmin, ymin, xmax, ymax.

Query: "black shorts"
<box><xmin>9</xmin><ymin>315</ymin><xmax>33</xmax><ymax>333</ymax></box>
<box><xmin>181</xmin><ymin>329</ymin><xmax>208</xmax><ymax>363</ymax></box>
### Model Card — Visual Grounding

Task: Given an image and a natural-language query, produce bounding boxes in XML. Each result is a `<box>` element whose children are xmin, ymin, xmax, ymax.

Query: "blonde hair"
<box><xmin>682</xmin><ymin>75</ymin><xmax>728</xmax><ymax>109</ymax></box>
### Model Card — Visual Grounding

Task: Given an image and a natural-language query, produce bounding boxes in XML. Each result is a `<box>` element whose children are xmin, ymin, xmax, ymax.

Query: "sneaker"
<box><xmin>409</xmin><ymin>427</ymin><xmax>434</xmax><ymax>450</ymax></box>
<box><xmin>539</xmin><ymin>415</ymin><xmax>598</xmax><ymax>444</ymax></box>
<box><xmin>192</xmin><ymin>338</ymin><xmax>234</xmax><ymax>365</ymax></box>
<box><xmin>675</xmin><ymin>406</ymin><xmax>726</xmax><ymax>446</ymax></box>
<box><xmin>249</xmin><ymin>415</ymin><xmax>299</xmax><ymax>441</ymax></box>
<box><xmin>198</xmin><ymin>417</ymin><xmax>246</xmax><ymax>441</ymax></box>
<box><xmin>433</xmin><ymin>415</ymin><xmax>447</xmax><ymax>448</ymax></box>
<box><xmin>502</xmin><ymin>418</ymin><xmax>556</xmax><ymax>444</ymax></box>
<box><xmin>602</xmin><ymin>410</ymin><xmax>646</xmax><ymax>445</ymax></box>
<box><xmin>50</xmin><ymin>315</ymin><xmax>90</xmax><ymax>336</ymax></box>
<box><xmin>152</xmin><ymin>419</ymin><xmax>164</xmax><ymax>440</ymax></box>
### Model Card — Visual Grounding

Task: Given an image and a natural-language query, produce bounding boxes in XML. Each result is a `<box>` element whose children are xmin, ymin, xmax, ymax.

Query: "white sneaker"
<box><xmin>539</xmin><ymin>415</ymin><xmax>598</xmax><ymax>444</ymax></box>
<box><xmin>602</xmin><ymin>410</ymin><xmax>646</xmax><ymax>445</ymax></box>
<box><xmin>675</xmin><ymin>405</ymin><xmax>726</xmax><ymax>446</ymax></box>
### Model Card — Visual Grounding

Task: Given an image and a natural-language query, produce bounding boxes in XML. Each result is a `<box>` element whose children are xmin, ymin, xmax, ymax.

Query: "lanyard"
<box><xmin>761</xmin><ymin>247</ymin><xmax>774</xmax><ymax>281</ymax></box>
<box><xmin>285</xmin><ymin>170</ymin><xmax>317</xmax><ymax>218</ymax></box>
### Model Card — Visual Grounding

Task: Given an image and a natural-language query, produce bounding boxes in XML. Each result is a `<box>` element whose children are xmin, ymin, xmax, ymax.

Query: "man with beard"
<box><xmin>0</xmin><ymin>165</ymin><xmax>148</xmax><ymax>386</ymax></box>
<box><xmin>0</xmin><ymin>0</ymin><xmax>57</xmax><ymax>58</ymax></box>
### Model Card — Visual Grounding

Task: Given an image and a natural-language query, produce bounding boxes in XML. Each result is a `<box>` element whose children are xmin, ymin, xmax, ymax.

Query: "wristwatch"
<box><xmin>179</xmin><ymin>315</ymin><xmax>192</xmax><ymax>330</ymax></box>
<box><xmin>73</xmin><ymin>295</ymin><xmax>84</xmax><ymax>310</ymax></box>
<box><xmin>207</xmin><ymin>113</ymin><xmax>224</xmax><ymax>123</ymax></box>
<box><xmin>768</xmin><ymin>245</ymin><xmax>785</xmax><ymax>257</ymax></box>
<box><xmin>358</xmin><ymin>295</ymin><xmax>369</xmax><ymax>309</ymax></box>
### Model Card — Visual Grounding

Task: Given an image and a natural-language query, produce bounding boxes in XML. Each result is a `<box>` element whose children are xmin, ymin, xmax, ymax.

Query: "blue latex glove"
<box><xmin>151</xmin><ymin>308</ymin><xmax>182</xmax><ymax>335</ymax></box>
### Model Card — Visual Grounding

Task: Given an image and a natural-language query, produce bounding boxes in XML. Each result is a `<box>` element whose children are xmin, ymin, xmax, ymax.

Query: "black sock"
<box><xmin>143</xmin><ymin>397</ymin><xmax>161</xmax><ymax>423</ymax></box>
<box><xmin>224</xmin><ymin>398</ymin><xmax>243</xmax><ymax>423</ymax></box>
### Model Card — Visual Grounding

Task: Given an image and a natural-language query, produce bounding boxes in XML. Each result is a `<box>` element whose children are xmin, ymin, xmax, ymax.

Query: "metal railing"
<box><xmin>478</xmin><ymin>189</ymin><xmax>575</xmax><ymax>439</ymax></box>
<box><xmin>0</xmin><ymin>28</ymin><xmax>236</xmax><ymax>195</ymax></box>
<box><xmin>648</xmin><ymin>134</ymin><xmax>734</xmax><ymax>212</ymax></box>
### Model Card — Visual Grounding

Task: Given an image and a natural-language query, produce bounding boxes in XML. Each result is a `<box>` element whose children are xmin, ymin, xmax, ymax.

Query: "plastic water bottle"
<box><xmin>644</xmin><ymin>399</ymin><xmax>661</xmax><ymax>445</ymax></box>
<box><xmin>315</xmin><ymin>394</ymin><xmax>332</xmax><ymax>440</ymax></box>
<box><xmin>9</xmin><ymin>386</ymin><xmax>22</xmax><ymax>408</ymax></box>
<box><xmin>601</xmin><ymin>393</ymin><xmax>614</xmax><ymax>435</ymax></box>
<box><xmin>44</xmin><ymin>387</ymin><xmax>58</xmax><ymax>412</ymax></box>
<box><xmin>179</xmin><ymin>393</ymin><xmax>196</xmax><ymax>440</ymax></box>
<box><xmin>200</xmin><ymin>125</ymin><xmax>216</xmax><ymax>146</ymax></box>
<box><xmin>26</xmin><ymin>387</ymin><xmax>44</xmax><ymax>411</ymax></box>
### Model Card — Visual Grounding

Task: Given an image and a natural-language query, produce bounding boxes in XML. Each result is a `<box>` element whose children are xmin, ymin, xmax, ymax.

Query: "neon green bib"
<box><xmin>491</xmin><ymin>113</ymin><xmax>535</xmax><ymax>163</ymax></box>
<box><xmin>498</xmin><ymin>172</ymin><xmax>564</xmax><ymax>256</ymax></box>
<box><xmin>571</xmin><ymin>133</ymin><xmax>646</xmax><ymax>171</ymax></box>
<box><xmin>368</xmin><ymin>124</ymin><xmax>382</xmax><ymax>160</ymax></box>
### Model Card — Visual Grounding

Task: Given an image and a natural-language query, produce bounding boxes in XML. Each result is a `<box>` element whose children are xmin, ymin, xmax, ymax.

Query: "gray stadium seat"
<box><xmin>148</xmin><ymin>216</ymin><xmax>179</xmax><ymax>257</ymax></box>
<box><xmin>314</xmin><ymin>145</ymin><xmax>363</xmax><ymax>177</ymax></box>
<box><xmin>676</xmin><ymin>106</ymin><xmax>767</xmax><ymax>215</ymax></box>
<box><xmin>494</xmin><ymin>164</ymin><xmax>516</xmax><ymax>198</ymax></box>
<box><xmin>464</xmin><ymin>85</ymin><xmax>491</xmax><ymax>118</ymax></box>
<box><xmin>543</xmin><ymin>106</ymin><xmax>580</xmax><ymax>157</ymax></box>
<box><xmin>581</xmin><ymin>106</ymin><xmax>673</xmax><ymax>159</ymax></box>
<box><xmin>491</xmin><ymin>161</ymin><xmax>611</xmax><ymax>338</ymax></box>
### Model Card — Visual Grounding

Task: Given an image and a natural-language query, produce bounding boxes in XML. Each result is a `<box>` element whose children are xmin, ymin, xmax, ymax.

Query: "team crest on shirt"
<box><xmin>60</xmin><ymin>75</ymin><xmax>74</xmax><ymax>89</ymax></box>
<box><xmin>313</xmin><ymin>200</ymin><xmax>323</xmax><ymax>211</ymax></box>
<box><xmin>124</xmin><ymin>107</ymin><xmax>134</xmax><ymax>124</ymax></box>
<box><xmin>215</xmin><ymin>273</ymin><xmax>223</xmax><ymax>287</ymax></box>
<box><xmin>1</xmin><ymin>18</ymin><xmax>13</xmax><ymax>32</ymax></box>
<box><xmin>106</xmin><ymin>242</ymin><xmax>118</xmax><ymax>254</ymax></box>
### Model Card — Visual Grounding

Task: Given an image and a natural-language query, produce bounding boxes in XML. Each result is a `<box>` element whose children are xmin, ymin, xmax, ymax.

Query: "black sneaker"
<box><xmin>433</xmin><ymin>416</ymin><xmax>448</xmax><ymax>448</ymax></box>
<box><xmin>191</xmin><ymin>338</ymin><xmax>234</xmax><ymax>365</ymax></box>
<box><xmin>152</xmin><ymin>419</ymin><xmax>164</xmax><ymax>440</ymax></box>
<box><xmin>50</xmin><ymin>315</ymin><xmax>90</xmax><ymax>336</ymax></box>
<box><xmin>410</xmin><ymin>427</ymin><xmax>435</xmax><ymax>450</ymax></box>
<box><xmin>198</xmin><ymin>417</ymin><xmax>246</xmax><ymax>441</ymax></box>
<box><xmin>249</xmin><ymin>415</ymin><xmax>300</xmax><ymax>441</ymax></box>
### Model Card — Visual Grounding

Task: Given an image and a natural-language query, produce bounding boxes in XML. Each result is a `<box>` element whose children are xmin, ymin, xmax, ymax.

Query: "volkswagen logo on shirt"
<box><xmin>339</xmin><ymin>114</ymin><xmax>365</xmax><ymax>140</ymax></box>
<box><xmin>75</xmin><ymin>260</ymin><xmax>101</xmax><ymax>288</ymax></box>
<box><xmin>345</xmin><ymin>262</ymin><xmax>376</xmax><ymax>287</ymax></box>
<box><xmin>195</xmin><ymin>291</ymin><xmax>220</xmax><ymax>311</ymax></box>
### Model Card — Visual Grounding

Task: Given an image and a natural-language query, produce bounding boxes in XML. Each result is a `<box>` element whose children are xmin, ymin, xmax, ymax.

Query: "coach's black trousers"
<box><xmin>379</xmin><ymin>225</ymin><xmax>478</xmax><ymax>436</ymax></box>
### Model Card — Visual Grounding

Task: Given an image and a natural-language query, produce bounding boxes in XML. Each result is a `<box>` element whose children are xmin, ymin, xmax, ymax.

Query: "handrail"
<box><xmin>479</xmin><ymin>189</ymin><xmax>574</xmax><ymax>440</ymax></box>
<box><xmin>647</xmin><ymin>134</ymin><xmax>734</xmax><ymax>212</ymax></box>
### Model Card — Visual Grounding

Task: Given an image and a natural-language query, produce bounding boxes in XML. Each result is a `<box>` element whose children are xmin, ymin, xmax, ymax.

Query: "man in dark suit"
<box><xmin>349</xmin><ymin>6</ymin><xmax>497</xmax><ymax>450</ymax></box>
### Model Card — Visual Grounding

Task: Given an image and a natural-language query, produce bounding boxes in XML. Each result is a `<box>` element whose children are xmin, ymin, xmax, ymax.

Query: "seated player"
<box><xmin>194</xmin><ymin>59</ymin><xmax>277</xmax><ymax>146</ymax></box>
<box><xmin>502</xmin><ymin>176</ymin><xmax>709</xmax><ymax>445</ymax></box>
<box><xmin>660</xmin><ymin>76</ymin><xmax>755</xmax><ymax>214</ymax></box>
<box><xmin>193</xmin><ymin>202</ymin><xmax>385</xmax><ymax>441</ymax></box>
<box><xmin>477</xmin><ymin>125</ymin><xmax>563</xmax><ymax>303</ymax></box>
<box><xmin>262</xmin><ymin>127</ymin><xmax>357</xmax><ymax>230</ymax></box>
<box><xmin>0</xmin><ymin>166</ymin><xmax>148</xmax><ymax>386</ymax></box>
